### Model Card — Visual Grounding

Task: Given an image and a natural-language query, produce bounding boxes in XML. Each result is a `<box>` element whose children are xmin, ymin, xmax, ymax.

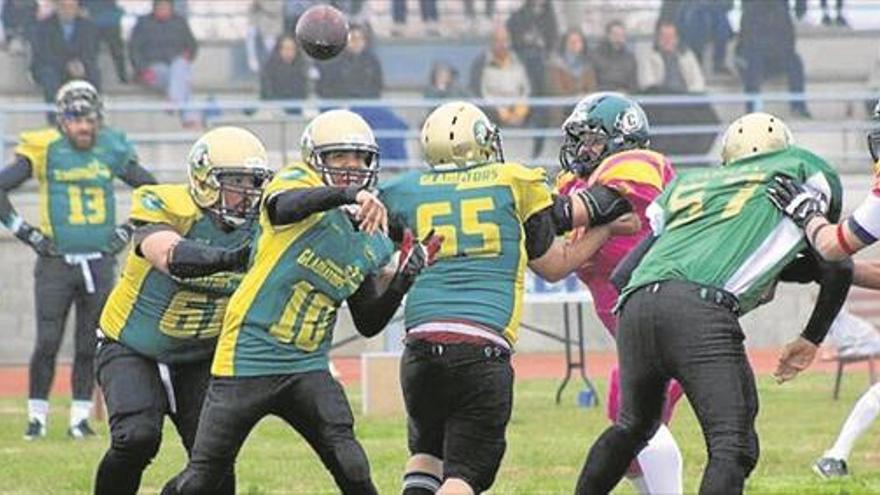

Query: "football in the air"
<box><xmin>295</xmin><ymin>4</ymin><xmax>349</xmax><ymax>60</ymax></box>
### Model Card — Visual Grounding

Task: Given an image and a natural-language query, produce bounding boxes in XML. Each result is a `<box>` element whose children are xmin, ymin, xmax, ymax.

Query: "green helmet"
<box><xmin>559</xmin><ymin>92</ymin><xmax>650</xmax><ymax>177</ymax></box>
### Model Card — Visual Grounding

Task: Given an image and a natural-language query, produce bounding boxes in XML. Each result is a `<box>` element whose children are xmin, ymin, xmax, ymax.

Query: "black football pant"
<box><xmin>161</xmin><ymin>370</ymin><xmax>376</xmax><ymax>495</ymax></box>
<box><xmin>30</xmin><ymin>254</ymin><xmax>115</xmax><ymax>402</ymax></box>
<box><xmin>94</xmin><ymin>340</ymin><xmax>233</xmax><ymax>495</ymax></box>
<box><xmin>577</xmin><ymin>280</ymin><xmax>759</xmax><ymax>495</ymax></box>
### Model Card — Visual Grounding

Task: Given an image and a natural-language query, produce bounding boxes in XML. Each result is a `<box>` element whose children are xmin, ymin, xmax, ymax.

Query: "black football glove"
<box><xmin>14</xmin><ymin>222</ymin><xmax>58</xmax><ymax>257</ymax></box>
<box><xmin>106</xmin><ymin>223</ymin><xmax>135</xmax><ymax>254</ymax></box>
<box><xmin>578</xmin><ymin>185</ymin><xmax>633</xmax><ymax>227</ymax></box>
<box><xmin>766</xmin><ymin>174</ymin><xmax>827</xmax><ymax>229</ymax></box>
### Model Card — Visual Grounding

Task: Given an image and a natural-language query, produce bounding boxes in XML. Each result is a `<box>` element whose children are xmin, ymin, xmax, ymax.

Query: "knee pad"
<box><xmin>112</xmin><ymin>420</ymin><xmax>161</xmax><ymax>462</ymax></box>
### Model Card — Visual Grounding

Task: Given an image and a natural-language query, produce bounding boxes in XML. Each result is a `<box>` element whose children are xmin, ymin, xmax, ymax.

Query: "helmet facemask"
<box><xmin>869</xmin><ymin>101</ymin><xmax>880</xmax><ymax>162</ymax></box>
<box><xmin>312</xmin><ymin>144</ymin><xmax>379</xmax><ymax>188</ymax></box>
<box><xmin>209</xmin><ymin>167</ymin><xmax>273</xmax><ymax>228</ymax></box>
<box><xmin>559</xmin><ymin>121</ymin><xmax>611</xmax><ymax>177</ymax></box>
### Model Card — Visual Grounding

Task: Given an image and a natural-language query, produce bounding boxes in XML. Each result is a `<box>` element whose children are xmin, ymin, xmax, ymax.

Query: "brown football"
<box><xmin>295</xmin><ymin>4</ymin><xmax>349</xmax><ymax>61</ymax></box>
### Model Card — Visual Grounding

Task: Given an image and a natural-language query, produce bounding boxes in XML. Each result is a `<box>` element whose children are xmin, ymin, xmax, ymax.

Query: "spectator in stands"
<box><xmin>1</xmin><ymin>0</ymin><xmax>37</xmax><ymax>53</ymax></box>
<box><xmin>246</xmin><ymin>0</ymin><xmax>284</xmax><ymax>74</ymax></box>
<box><xmin>640</xmin><ymin>20</ymin><xmax>705</xmax><ymax>93</ymax></box>
<box><xmin>129</xmin><ymin>0</ymin><xmax>200</xmax><ymax>127</ymax></box>
<box><xmin>423</xmin><ymin>61</ymin><xmax>469</xmax><ymax>99</ymax></box>
<box><xmin>545</xmin><ymin>28</ymin><xmax>596</xmax><ymax>127</ymax></box>
<box><xmin>592</xmin><ymin>20</ymin><xmax>638</xmax><ymax>93</ymax></box>
<box><xmin>391</xmin><ymin>0</ymin><xmax>438</xmax><ymax>37</ymax></box>
<box><xmin>795</xmin><ymin>0</ymin><xmax>848</xmax><ymax>27</ymax></box>
<box><xmin>738</xmin><ymin>0</ymin><xmax>810</xmax><ymax>118</ymax></box>
<box><xmin>316</xmin><ymin>23</ymin><xmax>382</xmax><ymax>99</ymax></box>
<box><xmin>675</xmin><ymin>0</ymin><xmax>734</xmax><ymax>75</ymax></box>
<box><xmin>464</xmin><ymin>0</ymin><xmax>495</xmax><ymax>22</ymax></box>
<box><xmin>469</xmin><ymin>24</ymin><xmax>531</xmax><ymax>128</ymax></box>
<box><xmin>282</xmin><ymin>0</ymin><xmax>320</xmax><ymax>34</ymax></box>
<box><xmin>507</xmin><ymin>0</ymin><xmax>557</xmax><ymax>98</ymax></box>
<box><xmin>30</xmin><ymin>0</ymin><xmax>101</xmax><ymax>103</ymax></box>
<box><xmin>82</xmin><ymin>0</ymin><xmax>128</xmax><ymax>83</ymax></box>
<box><xmin>260</xmin><ymin>34</ymin><xmax>308</xmax><ymax>113</ymax></box>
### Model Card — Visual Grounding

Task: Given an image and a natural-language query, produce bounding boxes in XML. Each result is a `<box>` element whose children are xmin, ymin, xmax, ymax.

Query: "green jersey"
<box><xmin>14</xmin><ymin>126</ymin><xmax>137</xmax><ymax>254</ymax></box>
<box><xmin>623</xmin><ymin>146</ymin><xmax>842</xmax><ymax>314</ymax></box>
<box><xmin>213</xmin><ymin>164</ymin><xmax>395</xmax><ymax>377</ymax></box>
<box><xmin>380</xmin><ymin>162</ymin><xmax>553</xmax><ymax>345</ymax></box>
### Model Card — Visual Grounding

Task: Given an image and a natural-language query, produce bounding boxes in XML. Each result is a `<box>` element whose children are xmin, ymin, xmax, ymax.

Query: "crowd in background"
<box><xmin>0</xmin><ymin>0</ymin><xmax>865</xmax><ymax>137</ymax></box>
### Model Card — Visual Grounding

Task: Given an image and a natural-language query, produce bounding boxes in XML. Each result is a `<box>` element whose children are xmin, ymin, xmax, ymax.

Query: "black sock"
<box><xmin>402</xmin><ymin>470</ymin><xmax>442</xmax><ymax>495</ymax></box>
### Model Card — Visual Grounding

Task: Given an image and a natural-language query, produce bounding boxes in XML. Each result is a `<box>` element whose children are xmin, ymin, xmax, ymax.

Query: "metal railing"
<box><xmin>2</xmin><ymin>91</ymin><xmax>877</xmax><ymax>176</ymax></box>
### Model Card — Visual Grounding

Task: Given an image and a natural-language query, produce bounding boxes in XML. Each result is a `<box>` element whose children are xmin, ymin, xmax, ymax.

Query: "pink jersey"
<box><xmin>556</xmin><ymin>149</ymin><xmax>676</xmax><ymax>334</ymax></box>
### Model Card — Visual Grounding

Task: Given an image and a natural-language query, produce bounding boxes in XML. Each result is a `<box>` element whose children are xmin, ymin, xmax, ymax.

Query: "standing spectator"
<box><xmin>464</xmin><ymin>0</ymin><xmax>495</xmax><ymax>22</ymax></box>
<box><xmin>260</xmin><ymin>33</ymin><xmax>309</xmax><ymax>113</ymax></box>
<box><xmin>246</xmin><ymin>0</ymin><xmax>283</xmax><ymax>74</ymax></box>
<box><xmin>469</xmin><ymin>24</ymin><xmax>531</xmax><ymax>128</ymax></box>
<box><xmin>2</xmin><ymin>0</ymin><xmax>37</xmax><ymax>53</ymax></box>
<box><xmin>676</xmin><ymin>0</ymin><xmax>734</xmax><ymax>75</ymax></box>
<box><xmin>545</xmin><ymin>28</ymin><xmax>596</xmax><ymax>127</ymax></box>
<box><xmin>282</xmin><ymin>0</ymin><xmax>319</xmax><ymax>34</ymax></box>
<box><xmin>0</xmin><ymin>80</ymin><xmax>156</xmax><ymax>441</ymax></box>
<box><xmin>129</xmin><ymin>0</ymin><xmax>199</xmax><ymax>127</ymax></box>
<box><xmin>424</xmin><ymin>61</ymin><xmax>469</xmax><ymax>99</ymax></box>
<box><xmin>640</xmin><ymin>20</ymin><xmax>705</xmax><ymax>93</ymax></box>
<box><xmin>316</xmin><ymin>23</ymin><xmax>382</xmax><ymax>99</ymax></box>
<box><xmin>795</xmin><ymin>0</ymin><xmax>847</xmax><ymax>27</ymax></box>
<box><xmin>30</xmin><ymin>0</ymin><xmax>101</xmax><ymax>103</ymax></box>
<box><xmin>391</xmin><ymin>0</ymin><xmax>438</xmax><ymax>36</ymax></box>
<box><xmin>592</xmin><ymin>20</ymin><xmax>638</xmax><ymax>93</ymax></box>
<box><xmin>738</xmin><ymin>0</ymin><xmax>810</xmax><ymax>117</ymax></box>
<box><xmin>81</xmin><ymin>0</ymin><xmax>128</xmax><ymax>83</ymax></box>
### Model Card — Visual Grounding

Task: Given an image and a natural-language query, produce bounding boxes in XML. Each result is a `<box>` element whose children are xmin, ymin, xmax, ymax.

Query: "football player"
<box><xmin>576</xmin><ymin>113</ymin><xmax>853</xmax><ymax>494</ymax></box>
<box><xmin>379</xmin><ymin>101</ymin><xmax>635</xmax><ymax>495</ymax></box>
<box><xmin>161</xmin><ymin>110</ymin><xmax>440</xmax><ymax>495</ymax></box>
<box><xmin>0</xmin><ymin>80</ymin><xmax>156</xmax><ymax>440</ymax></box>
<box><xmin>554</xmin><ymin>92</ymin><xmax>683</xmax><ymax>494</ymax></box>
<box><xmin>94</xmin><ymin>126</ymin><xmax>272</xmax><ymax>495</ymax></box>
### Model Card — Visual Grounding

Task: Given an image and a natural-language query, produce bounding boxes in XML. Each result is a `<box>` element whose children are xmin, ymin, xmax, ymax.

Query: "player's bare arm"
<box><xmin>774</xmin><ymin>252</ymin><xmax>853</xmax><ymax>382</ymax></box>
<box><xmin>853</xmin><ymin>260</ymin><xmax>880</xmax><ymax>289</ymax></box>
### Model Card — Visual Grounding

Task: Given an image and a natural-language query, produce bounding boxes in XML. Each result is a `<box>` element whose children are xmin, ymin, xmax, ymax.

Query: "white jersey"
<box><xmin>850</xmin><ymin>191</ymin><xmax>880</xmax><ymax>245</ymax></box>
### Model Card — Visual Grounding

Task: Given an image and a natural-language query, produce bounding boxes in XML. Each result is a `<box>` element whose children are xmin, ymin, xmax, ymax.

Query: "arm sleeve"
<box><xmin>800</xmin><ymin>255</ymin><xmax>853</xmax><ymax>345</ymax></box>
<box><xmin>0</xmin><ymin>155</ymin><xmax>33</xmax><ymax>227</ymax></box>
<box><xmin>523</xmin><ymin>206</ymin><xmax>557</xmax><ymax>260</ymax></box>
<box><xmin>609</xmin><ymin>234</ymin><xmax>657</xmax><ymax>292</ymax></box>
<box><xmin>266</xmin><ymin>186</ymin><xmax>360</xmax><ymax>226</ymax></box>
<box><xmin>346</xmin><ymin>273</ymin><xmax>406</xmax><ymax>337</ymax></box>
<box><xmin>118</xmin><ymin>157</ymin><xmax>158</xmax><ymax>188</ymax></box>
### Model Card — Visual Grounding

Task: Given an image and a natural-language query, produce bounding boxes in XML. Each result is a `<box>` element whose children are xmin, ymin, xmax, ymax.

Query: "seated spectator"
<box><xmin>546</xmin><ymin>28</ymin><xmax>596</xmax><ymax>127</ymax></box>
<box><xmin>423</xmin><ymin>61</ymin><xmax>469</xmax><ymax>100</ymax></box>
<box><xmin>316</xmin><ymin>23</ymin><xmax>382</xmax><ymax>99</ymax></box>
<box><xmin>592</xmin><ymin>20</ymin><xmax>638</xmax><ymax>93</ymax></box>
<box><xmin>737</xmin><ymin>0</ymin><xmax>810</xmax><ymax>117</ymax></box>
<box><xmin>82</xmin><ymin>0</ymin><xmax>128</xmax><ymax>83</ymax></box>
<box><xmin>2</xmin><ymin>0</ymin><xmax>37</xmax><ymax>53</ymax></box>
<box><xmin>247</xmin><ymin>0</ymin><xmax>283</xmax><ymax>74</ymax></box>
<box><xmin>30</xmin><ymin>0</ymin><xmax>101</xmax><ymax>103</ymax></box>
<box><xmin>640</xmin><ymin>20</ymin><xmax>705</xmax><ymax>93</ymax></box>
<box><xmin>260</xmin><ymin>34</ymin><xmax>309</xmax><ymax>113</ymax></box>
<box><xmin>129</xmin><ymin>0</ymin><xmax>199</xmax><ymax>127</ymax></box>
<box><xmin>469</xmin><ymin>25</ymin><xmax>531</xmax><ymax>127</ymax></box>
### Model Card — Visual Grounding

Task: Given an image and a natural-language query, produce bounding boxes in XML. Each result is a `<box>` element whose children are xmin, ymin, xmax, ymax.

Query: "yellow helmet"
<box><xmin>300</xmin><ymin>109</ymin><xmax>379</xmax><ymax>188</ymax></box>
<box><xmin>187</xmin><ymin>126</ymin><xmax>273</xmax><ymax>226</ymax></box>
<box><xmin>720</xmin><ymin>112</ymin><xmax>793</xmax><ymax>165</ymax></box>
<box><xmin>421</xmin><ymin>101</ymin><xmax>503</xmax><ymax>170</ymax></box>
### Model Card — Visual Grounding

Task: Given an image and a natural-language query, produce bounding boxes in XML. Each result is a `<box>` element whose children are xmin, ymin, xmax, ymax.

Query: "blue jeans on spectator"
<box><xmin>143</xmin><ymin>57</ymin><xmax>199</xmax><ymax>125</ymax></box>
<box><xmin>678</xmin><ymin>3</ymin><xmax>732</xmax><ymax>71</ymax></box>
<box><xmin>392</xmin><ymin>0</ymin><xmax>438</xmax><ymax>24</ymax></box>
<box><xmin>742</xmin><ymin>47</ymin><xmax>808</xmax><ymax>114</ymax></box>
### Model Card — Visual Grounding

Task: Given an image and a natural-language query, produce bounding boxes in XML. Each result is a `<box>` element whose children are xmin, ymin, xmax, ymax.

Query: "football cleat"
<box><xmin>813</xmin><ymin>457</ymin><xmax>848</xmax><ymax>479</ymax></box>
<box><xmin>23</xmin><ymin>419</ymin><xmax>46</xmax><ymax>441</ymax></box>
<box><xmin>68</xmin><ymin>419</ymin><xmax>97</xmax><ymax>439</ymax></box>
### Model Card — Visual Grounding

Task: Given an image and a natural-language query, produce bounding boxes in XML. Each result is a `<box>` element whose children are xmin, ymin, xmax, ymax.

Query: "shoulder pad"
<box><xmin>130</xmin><ymin>184</ymin><xmax>198</xmax><ymax>232</ymax></box>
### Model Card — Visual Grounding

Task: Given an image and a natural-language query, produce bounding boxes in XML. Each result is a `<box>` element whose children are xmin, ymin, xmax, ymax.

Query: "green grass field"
<box><xmin>1</xmin><ymin>372</ymin><xmax>880</xmax><ymax>494</ymax></box>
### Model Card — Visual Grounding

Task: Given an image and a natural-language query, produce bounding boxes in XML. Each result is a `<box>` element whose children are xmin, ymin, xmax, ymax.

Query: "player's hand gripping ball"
<box><xmin>295</xmin><ymin>4</ymin><xmax>350</xmax><ymax>60</ymax></box>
